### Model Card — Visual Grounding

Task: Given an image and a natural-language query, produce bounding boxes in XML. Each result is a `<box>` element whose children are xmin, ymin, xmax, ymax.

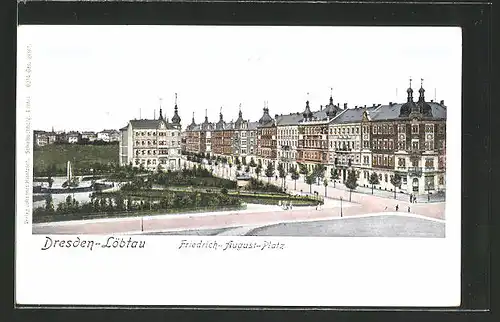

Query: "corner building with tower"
<box><xmin>119</xmin><ymin>95</ymin><xmax>183</xmax><ymax>171</ymax></box>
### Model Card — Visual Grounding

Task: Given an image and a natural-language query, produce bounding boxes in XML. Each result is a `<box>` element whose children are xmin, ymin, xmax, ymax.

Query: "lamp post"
<box><xmin>140</xmin><ymin>217</ymin><xmax>144</xmax><ymax>232</ymax></box>
<box><xmin>340</xmin><ymin>196</ymin><xmax>343</xmax><ymax>217</ymax></box>
<box><xmin>426</xmin><ymin>182</ymin><xmax>431</xmax><ymax>202</ymax></box>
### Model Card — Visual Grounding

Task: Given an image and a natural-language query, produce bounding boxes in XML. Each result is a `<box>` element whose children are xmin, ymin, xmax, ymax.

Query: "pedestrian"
<box><xmin>384</xmin><ymin>206</ymin><xmax>388</xmax><ymax>210</ymax></box>
<box><xmin>290</xmin><ymin>201</ymin><xmax>293</xmax><ymax>210</ymax></box>
<box><xmin>408</xmin><ymin>206</ymin><xmax>411</xmax><ymax>213</ymax></box>
<box><xmin>395</xmin><ymin>204</ymin><xmax>399</xmax><ymax>211</ymax></box>
<box><xmin>315</xmin><ymin>203</ymin><xmax>318</xmax><ymax>210</ymax></box>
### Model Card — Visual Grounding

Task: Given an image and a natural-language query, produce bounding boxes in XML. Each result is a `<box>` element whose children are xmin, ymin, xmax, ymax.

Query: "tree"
<box><xmin>313</xmin><ymin>164</ymin><xmax>326</xmax><ymax>185</ymax></box>
<box><xmin>390</xmin><ymin>173</ymin><xmax>403</xmax><ymax>199</ymax></box>
<box><xmin>330</xmin><ymin>168</ymin><xmax>339</xmax><ymax>188</ymax></box>
<box><xmin>323</xmin><ymin>178</ymin><xmax>329</xmax><ymax>197</ymax></box>
<box><xmin>235</xmin><ymin>157</ymin><xmax>241</xmax><ymax>166</ymax></box>
<box><xmin>265</xmin><ymin>162</ymin><xmax>274</xmax><ymax>183</ymax></box>
<box><xmin>228</xmin><ymin>161</ymin><xmax>233</xmax><ymax>177</ymax></box>
<box><xmin>298</xmin><ymin>163</ymin><xmax>308</xmax><ymax>176</ymax></box>
<box><xmin>368</xmin><ymin>172</ymin><xmax>380</xmax><ymax>195</ymax></box>
<box><xmin>255</xmin><ymin>164</ymin><xmax>262</xmax><ymax>178</ymax></box>
<box><xmin>245</xmin><ymin>165</ymin><xmax>250</xmax><ymax>174</ymax></box>
<box><xmin>278</xmin><ymin>164</ymin><xmax>286</xmax><ymax>190</ymax></box>
<box><xmin>305</xmin><ymin>174</ymin><xmax>314</xmax><ymax>193</ymax></box>
<box><xmin>345</xmin><ymin>170</ymin><xmax>358</xmax><ymax>202</ymax></box>
<box><xmin>44</xmin><ymin>194</ymin><xmax>54</xmax><ymax>212</ymax></box>
<box><xmin>157</xmin><ymin>164</ymin><xmax>163</xmax><ymax>174</ymax></box>
<box><xmin>236</xmin><ymin>164</ymin><xmax>242</xmax><ymax>171</ymax></box>
<box><xmin>291</xmin><ymin>170</ymin><xmax>300</xmax><ymax>190</ymax></box>
<box><xmin>242</xmin><ymin>157</ymin><xmax>247</xmax><ymax>166</ymax></box>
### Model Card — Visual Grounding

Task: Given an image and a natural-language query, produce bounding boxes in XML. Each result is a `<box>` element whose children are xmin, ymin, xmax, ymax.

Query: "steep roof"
<box><xmin>368</xmin><ymin>101</ymin><xmax>446</xmax><ymax>121</ymax></box>
<box><xmin>330</xmin><ymin>107</ymin><xmax>370</xmax><ymax>124</ymax></box>
<box><xmin>276</xmin><ymin>113</ymin><xmax>303</xmax><ymax>126</ymax></box>
<box><xmin>130</xmin><ymin>119</ymin><xmax>177</xmax><ymax>130</ymax></box>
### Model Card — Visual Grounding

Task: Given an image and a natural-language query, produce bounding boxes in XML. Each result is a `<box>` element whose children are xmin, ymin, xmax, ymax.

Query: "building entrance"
<box><xmin>412</xmin><ymin>178</ymin><xmax>419</xmax><ymax>192</ymax></box>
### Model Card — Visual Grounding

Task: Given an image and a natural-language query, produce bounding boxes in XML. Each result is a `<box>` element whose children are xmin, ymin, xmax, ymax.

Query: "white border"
<box><xmin>15</xmin><ymin>25</ymin><xmax>461</xmax><ymax>307</ymax></box>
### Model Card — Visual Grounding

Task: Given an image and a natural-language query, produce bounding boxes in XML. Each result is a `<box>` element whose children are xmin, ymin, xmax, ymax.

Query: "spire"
<box><xmin>192</xmin><ymin>111</ymin><xmax>195</xmax><ymax>123</ymax></box>
<box><xmin>418</xmin><ymin>78</ymin><xmax>425</xmax><ymax>101</ymax></box>
<box><xmin>329</xmin><ymin>87</ymin><xmax>333</xmax><ymax>105</ymax></box>
<box><xmin>158</xmin><ymin>97</ymin><xmax>163</xmax><ymax>120</ymax></box>
<box><xmin>204</xmin><ymin>108</ymin><xmax>208</xmax><ymax>122</ymax></box>
<box><xmin>171</xmin><ymin>93</ymin><xmax>181</xmax><ymax>124</ymax></box>
<box><xmin>239</xmin><ymin>103</ymin><xmax>242</xmax><ymax>118</ymax></box>
<box><xmin>219</xmin><ymin>106</ymin><xmax>223</xmax><ymax>120</ymax></box>
<box><xmin>407</xmin><ymin>77</ymin><xmax>414</xmax><ymax>102</ymax></box>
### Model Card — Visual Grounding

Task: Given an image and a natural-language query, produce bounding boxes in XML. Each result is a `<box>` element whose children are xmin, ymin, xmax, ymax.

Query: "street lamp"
<box><xmin>140</xmin><ymin>217</ymin><xmax>144</xmax><ymax>232</ymax></box>
<box><xmin>340</xmin><ymin>196</ymin><xmax>343</xmax><ymax>217</ymax></box>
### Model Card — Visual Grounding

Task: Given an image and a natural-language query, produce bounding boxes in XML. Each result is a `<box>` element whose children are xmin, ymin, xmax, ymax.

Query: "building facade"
<box><xmin>356</xmin><ymin>82</ymin><xmax>447</xmax><ymax>194</ymax></box>
<box><xmin>256</xmin><ymin>106</ymin><xmax>277</xmax><ymax>168</ymax></box>
<box><xmin>119</xmin><ymin>98</ymin><xmax>182</xmax><ymax>170</ymax></box>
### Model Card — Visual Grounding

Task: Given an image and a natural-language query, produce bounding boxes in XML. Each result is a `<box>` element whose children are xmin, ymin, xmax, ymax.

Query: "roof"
<box><xmin>330</xmin><ymin>107</ymin><xmax>372</xmax><ymax>124</ymax></box>
<box><xmin>99</xmin><ymin>129</ymin><xmax>119</xmax><ymax>134</ymax></box>
<box><xmin>368</xmin><ymin>101</ymin><xmax>446</xmax><ymax>121</ymax></box>
<box><xmin>275</xmin><ymin>113</ymin><xmax>303</xmax><ymax>126</ymax></box>
<box><xmin>248</xmin><ymin>121</ymin><xmax>259</xmax><ymax>130</ymax></box>
<box><xmin>129</xmin><ymin>119</ymin><xmax>178</xmax><ymax>130</ymax></box>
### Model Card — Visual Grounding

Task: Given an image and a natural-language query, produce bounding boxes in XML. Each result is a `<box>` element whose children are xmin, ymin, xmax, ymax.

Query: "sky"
<box><xmin>19</xmin><ymin>25</ymin><xmax>462</xmax><ymax>132</ymax></box>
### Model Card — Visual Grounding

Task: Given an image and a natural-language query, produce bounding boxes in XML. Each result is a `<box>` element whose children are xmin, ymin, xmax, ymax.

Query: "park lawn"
<box><xmin>34</xmin><ymin>144</ymin><xmax>119</xmax><ymax>175</ymax></box>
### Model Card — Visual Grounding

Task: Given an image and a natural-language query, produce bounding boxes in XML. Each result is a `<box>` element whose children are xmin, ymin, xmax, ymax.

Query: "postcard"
<box><xmin>16</xmin><ymin>25</ymin><xmax>461</xmax><ymax>307</ymax></box>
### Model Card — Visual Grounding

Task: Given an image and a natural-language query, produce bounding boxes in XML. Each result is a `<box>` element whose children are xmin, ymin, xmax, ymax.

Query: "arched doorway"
<box><xmin>412</xmin><ymin>178</ymin><xmax>419</xmax><ymax>192</ymax></box>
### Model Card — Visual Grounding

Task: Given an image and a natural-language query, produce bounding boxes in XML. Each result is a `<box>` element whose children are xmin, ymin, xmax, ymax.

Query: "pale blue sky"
<box><xmin>19</xmin><ymin>25</ymin><xmax>461</xmax><ymax>132</ymax></box>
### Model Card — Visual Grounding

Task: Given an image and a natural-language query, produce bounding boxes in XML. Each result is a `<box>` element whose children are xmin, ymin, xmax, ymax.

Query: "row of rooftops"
<box><xmin>34</xmin><ymin>129</ymin><xmax>120</xmax><ymax>136</ymax></box>
<box><xmin>184</xmin><ymin>87</ymin><xmax>447</xmax><ymax>132</ymax></box>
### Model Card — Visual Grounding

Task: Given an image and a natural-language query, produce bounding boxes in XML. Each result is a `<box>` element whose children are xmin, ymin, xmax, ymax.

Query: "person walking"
<box><xmin>395</xmin><ymin>204</ymin><xmax>399</xmax><ymax>211</ymax></box>
<box><xmin>408</xmin><ymin>206</ymin><xmax>411</xmax><ymax>213</ymax></box>
<box><xmin>409</xmin><ymin>194</ymin><xmax>413</xmax><ymax>203</ymax></box>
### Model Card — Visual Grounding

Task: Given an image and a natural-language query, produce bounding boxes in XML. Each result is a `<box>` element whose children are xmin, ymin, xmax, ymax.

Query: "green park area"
<box><xmin>33</xmin><ymin>164</ymin><xmax>320</xmax><ymax>223</ymax></box>
<box><xmin>33</xmin><ymin>143</ymin><xmax>119</xmax><ymax>177</ymax></box>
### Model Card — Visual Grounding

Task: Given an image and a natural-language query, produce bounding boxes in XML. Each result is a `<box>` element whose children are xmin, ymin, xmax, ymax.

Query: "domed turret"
<box><xmin>417</xmin><ymin>79</ymin><xmax>433</xmax><ymax>117</ymax></box>
<box><xmin>302</xmin><ymin>100</ymin><xmax>313</xmax><ymax>121</ymax></box>
<box><xmin>399</xmin><ymin>78</ymin><xmax>418</xmax><ymax>118</ymax></box>
<box><xmin>171</xmin><ymin>93</ymin><xmax>181</xmax><ymax>125</ymax></box>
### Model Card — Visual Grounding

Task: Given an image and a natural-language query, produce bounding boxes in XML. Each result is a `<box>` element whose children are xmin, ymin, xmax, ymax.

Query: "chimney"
<box><xmin>389</xmin><ymin>102</ymin><xmax>393</xmax><ymax>106</ymax></box>
<box><xmin>275</xmin><ymin>114</ymin><xmax>278</xmax><ymax>119</ymax></box>
<box><xmin>364</xmin><ymin>105</ymin><xmax>367</xmax><ymax>108</ymax></box>
<box><xmin>320</xmin><ymin>105</ymin><xmax>323</xmax><ymax>111</ymax></box>
<box><xmin>343</xmin><ymin>103</ymin><xmax>348</xmax><ymax>109</ymax></box>
<box><xmin>430</xmin><ymin>99</ymin><xmax>433</xmax><ymax>103</ymax></box>
<box><xmin>372</xmin><ymin>104</ymin><xmax>376</xmax><ymax>107</ymax></box>
<box><xmin>440</xmin><ymin>100</ymin><xmax>445</xmax><ymax>105</ymax></box>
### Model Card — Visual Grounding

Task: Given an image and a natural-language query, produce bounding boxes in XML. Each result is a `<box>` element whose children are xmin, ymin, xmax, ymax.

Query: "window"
<box><xmin>425</xmin><ymin>124</ymin><xmax>434</xmax><ymax>133</ymax></box>
<box><xmin>389</xmin><ymin>140</ymin><xmax>393</xmax><ymax>150</ymax></box>
<box><xmin>412</xmin><ymin>124</ymin><xmax>419</xmax><ymax>134</ymax></box>
<box><xmin>398</xmin><ymin>158</ymin><xmax>405</xmax><ymax>168</ymax></box>
<box><xmin>384</xmin><ymin>174</ymin><xmax>388</xmax><ymax>182</ymax></box>
<box><xmin>372</xmin><ymin>126</ymin><xmax>376</xmax><ymax>134</ymax></box>
<box><xmin>412</xmin><ymin>140</ymin><xmax>419</xmax><ymax>150</ymax></box>
<box><xmin>398</xmin><ymin>124</ymin><xmax>406</xmax><ymax>133</ymax></box>
<box><xmin>356</xmin><ymin>127</ymin><xmax>360</xmax><ymax>134</ymax></box>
